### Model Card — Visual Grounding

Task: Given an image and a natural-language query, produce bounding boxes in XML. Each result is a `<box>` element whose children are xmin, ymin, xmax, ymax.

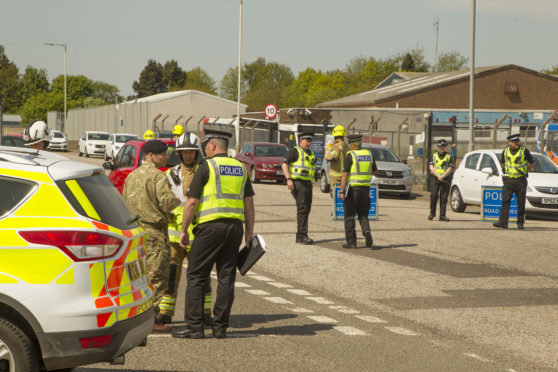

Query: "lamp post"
<box><xmin>236</xmin><ymin>0</ymin><xmax>243</xmax><ymax>153</ymax></box>
<box><xmin>44</xmin><ymin>43</ymin><xmax>67</xmax><ymax>132</ymax></box>
<box><xmin>468</xmin><ymin>0</ymin><xmax>476</xmax><ymax>152</ymax></box>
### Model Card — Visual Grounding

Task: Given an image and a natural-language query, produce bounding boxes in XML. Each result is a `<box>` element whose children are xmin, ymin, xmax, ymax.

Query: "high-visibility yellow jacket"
<box><xmin>348</xmin><ymin>149</ymin><xmax>373</xmax><ymax>187</ymax></box>
<box><xmin>288</xmin><ymin>146</ymin><xmax>315</xmax><ymax>181</ymax></box>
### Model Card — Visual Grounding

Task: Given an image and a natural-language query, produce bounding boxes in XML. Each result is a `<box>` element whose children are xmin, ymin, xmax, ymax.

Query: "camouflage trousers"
<box><xmin>144</xmin><ymin>227</ymin><xmax>170</xmax><ymax>314</ymax></box>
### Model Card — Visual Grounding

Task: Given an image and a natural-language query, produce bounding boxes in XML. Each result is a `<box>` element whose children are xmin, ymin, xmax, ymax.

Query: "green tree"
<box><xmin>19</xmin><ymin>91</ymin><xmax>64</xmax><ymax>123</ymax></box>
<box><xmin>542</xmin><ymin>65</ymin><xmax>558</xmax><ymax>75</ymax></box>
<box><xmin>52</xmin><ymin>74</ymin><xmax>94</xmax><ymax>103</ymax></box>
<box><xmin>283</xmin><ymin>68</ymin><xmax>323</xmax><ymax>107</ymax></box>
<box><xmin>132</xmin><ymin>59</ymin><xmax>165</xmax><ymax>97</ymax></box>
<box><xmin>91</xmin><ymin>80</ymin><xmax>123</xmax><ymax>103</ymax></box>
<box><xmin>304</xmin><ymin>71</ymin><xmax>348</xmax><ymax>107</ymax></box>
<box><xmin>184</xmin><ymin>67</ymin><xmax>217</xmax><ymax>94</ymax></box>
<box><xmin>434</xmin><ymin>51</ymin><xmax>468</xmax><ymax>72</ymax></box>
<box><xmin>219</xmin><ymin>65</ymin><xmax>246</xmax><ymax>101</ymax></box>
<box><xmin>0</xmin><ymin>45</ymin><xmax>21</xmax><ymax>112</ymax></box>
<box><xmin>19</xmin><ymin>66</ymin><xmax>49</xmax><ymax>103</ymax></box>
<box><xmin>163</xmin><ymin>59</ymin><xmax>187</xmax><ymax>91</ymax></box>
<box><xmin>400</xmin><ymin>53</ymin><xmax>415</xmax><ymax>71</ymax></box>
<box><xmin>389</xmin><ymin>46</ymin><xmax>430</xmax><ymax>72</ymax></box>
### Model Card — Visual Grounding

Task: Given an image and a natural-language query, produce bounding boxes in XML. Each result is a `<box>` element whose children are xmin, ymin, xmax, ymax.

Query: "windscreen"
<box><xmin>255</xmin><ymin>145</ymin><xmax>287</xmax><ymax>157</ymax></box>
<box><xmin>532</xmin><ymin>155</ymin><xmax>558</xmax><ymax>173</ymax></box>
<box><xmin>116</xmin><ymin>135</ymin><xmax>137</xmax><ymax>143</ymax></box>
<box><xmin>365</xmin><ymin>146</ymin><xmax>400</xmax><ymax>162</ymax></box>
<box><xmin>53</xmin><ymin>132</ymin><xmax>64</xmax><ymax>138</ymax></box>
<box><xmin>88</xmin><ymin>133</ymin><xmax>110</xmax><ymax>141</ymax></box>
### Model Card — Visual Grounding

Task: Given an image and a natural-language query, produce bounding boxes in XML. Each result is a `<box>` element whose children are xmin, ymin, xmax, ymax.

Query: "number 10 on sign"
<box><xmin>265</xmin><ymin>104</ymin><xmax>277</xmax><ymax>119</ymax></box>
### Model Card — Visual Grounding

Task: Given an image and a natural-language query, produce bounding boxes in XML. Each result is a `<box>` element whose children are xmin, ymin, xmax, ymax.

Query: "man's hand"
<box><xmin>179</xmin><ymin>231</ymin><xmax>189</xmax><ymax>249</ymax></box>
<box><xmin>245</xmin><ymin>233</ymin><xmax>254</xmax><ymax>247</ymax></box>
<box><xmin>437</xmin><ymin>175</ymin><xmax>444</xmax><ymax>182</ymax></box>
<box><xmin>340</xmin><ymin>192</ymin><xmax>345</xmax><ymax>201</ymax></box>
<box><xmin>287</xmin><ymin>179</ymin><xmax>294</xmax><ymax>191</ymax></box>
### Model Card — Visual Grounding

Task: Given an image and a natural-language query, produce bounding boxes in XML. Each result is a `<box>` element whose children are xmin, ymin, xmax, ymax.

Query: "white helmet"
<box><xmin>23</xmin><ymin>120</ymin><xmax>51</xmax><ymax>146</ymax></box>
<box><xmin>176</xmin><ymin>132</ymin><xmax>201</xmax><ymax>152</ymax></box>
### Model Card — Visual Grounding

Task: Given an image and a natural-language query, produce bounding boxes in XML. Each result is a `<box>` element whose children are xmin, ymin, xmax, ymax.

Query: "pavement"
<box><xmin>61</xmin><ymin>151</ymin><xmax>558</xmax><ymax>371</ymax></box>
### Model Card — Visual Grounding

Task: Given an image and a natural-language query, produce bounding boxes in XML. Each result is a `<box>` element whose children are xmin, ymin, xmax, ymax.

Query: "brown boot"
<box><xmin>151</xmin><ymin>322</ymin><xmax>171</xmax><ymax>333</ymax></box>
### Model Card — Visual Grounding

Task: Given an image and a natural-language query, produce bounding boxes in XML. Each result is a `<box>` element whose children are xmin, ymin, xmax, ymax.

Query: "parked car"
<box><xmin>450</xmin><ymin>149</ymin><xmax>558</xmax><ymax>214</ymax></box>
<box><xmin>235</xmin><ymin>142</ymin><xmax>287</xmax><ymax>183</ymax></box>
<box><xmin>0</xmin><ymin>146</ymin><xmax>153</xmax><ymax>371</ymax></box>
<box><xmin>104</xmin><ymin>139</ymin><xmax>179</xmax><ymax>193</ymax></box>
<box><xmin>1</xmin><ymin>134</ymin><xmax>24</xmax><ymax>147</ymax></box>
<box><xmin>105</xmin><ymin>133</ymin><xmax>138</xmax><ymax>160</ymax></box>
<box><xmin>79</xmin><ymin>131</ymin><xmax>110</xmax><ymax>157</ymax></box>
<box><xmin>155</xmin><ymin>131</ymin><xmax>173</xmax><ymax>139</ymax></box>
<box><xmin>48</xmin><ymin>130</ymin><xmax>68</xmax><ymax>151</ymax></box>
<box><xmin>320</xmin><ymin>143</ymin><xmax>415</xmax><ymax>198</ymax></box>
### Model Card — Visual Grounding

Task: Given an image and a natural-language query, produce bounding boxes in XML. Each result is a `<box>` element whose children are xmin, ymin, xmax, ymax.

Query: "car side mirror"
<box><xmin>245</xmin><ymin>152</ymin><xmax>251</xmax><ymax>157</ymax></box>
<box><xmin>103</xmin><ymin>161</ymin><xmax>113</xmax><ymax>170</ymax></box>
<box><xmin>481</xmin><ymin>167</ymin><xmax>493</xmax><ymax>176</ymax></box>
<box><xmin>401</xmin><ymin>159</ymin><xmax>407</xmax><ymax>164</ymax></box>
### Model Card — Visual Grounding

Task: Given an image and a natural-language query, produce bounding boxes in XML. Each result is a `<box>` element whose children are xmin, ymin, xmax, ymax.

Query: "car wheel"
<box><xmin>320</xmin><ymin>172</ymin><xmax>330</xmax><ymax>193</ymax></box>
<box><xmin>450</xmin><ymin>186</ymin><xmax>467</xmax><ymax>212</ymax></box>
<box><xmin>85</xmin><ymin>148</ymin><xmax>90</xmax><ymax>158</ymax></box>
<box><xmin>0</xmin><ymin>317</ymin><xmax>40</xmax><ymax>372</ymax></box>
<box><xmin>104</xmin><ymin>152</ymin><xmax>109</xmax><ymax>161</ymax></box>
<box><xmin>399</xmin><ymin>192</ymin><xmax>411</xmax><ymax>199</ymax></box>
<box><xmin>78</xmin><ymin>150</ymin><xmax>82</xmax><ymax>157</ymax></box>
<box><xmin>250</xmin><ymin>166</ymin><xmax>259</xmax><ymax>184</ymax></box>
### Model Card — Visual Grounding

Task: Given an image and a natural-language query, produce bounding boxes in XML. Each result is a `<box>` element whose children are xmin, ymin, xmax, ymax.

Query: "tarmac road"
<box><xmin>62</xmin><ymin>151</ymin><xmax>558</xmax><ymax>371</ymax></box>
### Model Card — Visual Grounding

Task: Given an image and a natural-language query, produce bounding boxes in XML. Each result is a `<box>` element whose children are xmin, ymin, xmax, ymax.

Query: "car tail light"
<box><xmin>20</xmin><ymin>231</ymin><xmax>123</xmax><ymax>262</ymax></box>
<box><xmin>80</xmin><ymin>334</ymin><xmax>114</xmax><ymax>349</ymax></box>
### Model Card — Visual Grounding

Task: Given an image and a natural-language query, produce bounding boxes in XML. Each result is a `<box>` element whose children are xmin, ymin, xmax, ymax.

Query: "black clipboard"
<box><xmin>237</xmin><ymin>234</ymin><xmax>266</xmax><ymax>276</ymax></box>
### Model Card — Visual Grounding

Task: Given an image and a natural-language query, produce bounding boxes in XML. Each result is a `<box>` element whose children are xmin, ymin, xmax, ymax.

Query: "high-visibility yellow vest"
<box><xmin>433</xmin><ymin>152</ymin><xmax>451</xmax><ymax>176</ymax></box>
<box><xmin>288</xmin><ymin>146</ymin><xmax>315</xmax><ymax>181</ymax></box>
<box><xmin>348</xmin><ymin>149</ymin><xmax>373</xmax><ymax>186</ymax></box>
<box><xmin>166</xmin><ymin>164</ymin><xmax>197</xmax><ymax>244</ymax></box>
<box><xmin>504</xmin><ymin>146</ymin><xmax>527</xmax><ymax>178</ymax></box>
<box><xmin>194</xmin><ymin>156</ymin><xmax>247</xmax><ymax>225</ymax></box>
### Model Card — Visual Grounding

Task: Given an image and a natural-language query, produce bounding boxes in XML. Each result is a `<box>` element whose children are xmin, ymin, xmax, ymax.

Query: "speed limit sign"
<box><xmin>265</xmin><ymin>104</ymin><xmax>278</xmax><ymax>119</ymax></box>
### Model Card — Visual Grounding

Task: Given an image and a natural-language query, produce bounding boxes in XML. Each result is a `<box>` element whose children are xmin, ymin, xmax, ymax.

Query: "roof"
<box><xmin>317</xmin><ymin>65</ymin><xmax>558</xmax><ymax>108</ymax></box>
<box><xmin>375</xmin><ymin>71</ymin><xmax>432</xmax><ymax>89</ymax></box>
<box><xmin>125</xmin><ymin>89</ymin><xmax>247</xmax><ymax>108</ymax></box>
<box><xmin>1</xmin><ymin>114</ymin><xmax>22</xmax><ymax>125</ymax></box>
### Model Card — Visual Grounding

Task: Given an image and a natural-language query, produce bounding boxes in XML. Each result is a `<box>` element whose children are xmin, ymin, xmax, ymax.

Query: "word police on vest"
<box><xmin>357</xmin><ymin>154</ymin><xmax>371</xmax><ymax>162</ymax></box>
<box><xmin>220</xmin><ymin>165</ymin><xmax>244</xmax><ymax>176</ymax></box>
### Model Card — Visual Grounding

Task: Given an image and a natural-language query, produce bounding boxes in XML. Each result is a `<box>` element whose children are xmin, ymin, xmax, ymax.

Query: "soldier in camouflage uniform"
<box><xmin>123</xmin><ymin>139</ymin><xmax>180</xmax><ymax>333</ymax></box>
<box><xmin>324</xmin><ymin>125</ymin><xmax>350</xmax><ymax>194</ymax></box>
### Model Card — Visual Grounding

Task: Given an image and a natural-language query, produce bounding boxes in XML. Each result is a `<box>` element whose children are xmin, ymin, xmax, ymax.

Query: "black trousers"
<box><xmin>343</xmin><ymin>186</ymin><xmax>371</xmax><ymax>245</ymax></box>
<box><xmin>429</xmin><ymin>178</ymin><xmax>450</xmax><ymax>217</ymax></box>
<box><xmin>291</xmin><ymin>179</ymin><xmax>313</xmax><ymax>239</ymax></box>
<box><xmin>185</xmin><ymin>220</ymin><xmax>243</xmax><ymax>332</ymax></box>
<box><xmin>498</xmin><ymin>177</ymin><xmax>527</xmax><ymax>224</ymax></box>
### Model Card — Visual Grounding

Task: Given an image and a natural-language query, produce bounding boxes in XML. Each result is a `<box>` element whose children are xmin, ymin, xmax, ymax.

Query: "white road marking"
<box><xmin>307</xmin><ymin>315</ymin><xmax>338</xmax><ymax>323</ymax></box>
<box><xmin>245</xmin><ymin>272</ymin><xmax>257</xmax><ymax>276</ymax></box>
<box><xmin>268</xmin><ymin>282</ymin><xmax>293</xmax><ymax>288</ymax></box>
<box><xmin>355</xmin><ymin>315</ymin><xmax>387</xmax><ymax>324</ymax></box>
<box><xmin>287</xmin><ymin>289</ymin><xmax>312</xmax><ymax>296</ymax></box>
<box><xmin>334</xmin><ymin>326</ymin><xmax>367</xmax><ymax>336</ymax></box>
<box><xmin>263</xmin><ymin>297</ymin><xmax>293</xmax><ymax>304</ymax></box>
<box><xmin>245</xmin><ymin>289</ymin><xmax>270</xmax><ymax>296</ymax></box>
<box><xmin>463</xmin><ymin>353</ymin><xmax>491</xmax><ymax>363</ymax></box>
<box><xmin>251</xmin><ymin>275</ymin><xmax>273</xmax><ymax>282</ymax></box>
<box><xmin>286</xmin><ymin>307</ymin><xmax>314</xmax><ymax>313</ymax></box>
<box><xmin>385</xmin><ymin>327</ymin><xmax>419</xmax><ymax>336</ymax></box>
<box><xmin>329</xmin><ymin>305</ymin><xmax>359</xmax><ymax>314</ymax></box>
<box><xmin>306</xmin><ymin>297</ymin><xmax>334</xmax><ymax>305</ymax></box>
<box><xmin>235</xmin><ymin>282</ymin><xmax>251</xmax><ymax>288</ymax></box>
<box><xmin>148</xmin><ymin>334</ymin><xmax>171</xmax><ymax>338</ymax></box>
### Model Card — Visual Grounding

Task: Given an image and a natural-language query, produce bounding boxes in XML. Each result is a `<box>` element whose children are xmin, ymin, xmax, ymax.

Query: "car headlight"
<box><xmin>403</xmin><ymin>169</ymin><xmax>413</xmax><ymax>177</ymax></box>
<box><xmin>527</xmin><ymin>185</ymin><xmax>534</xmax><ymax>192</ymax></box>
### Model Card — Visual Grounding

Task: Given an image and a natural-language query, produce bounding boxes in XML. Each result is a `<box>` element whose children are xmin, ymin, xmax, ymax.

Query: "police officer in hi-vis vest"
<box><xmin>428</xmin><ymin>139</ymin><xmax>454</xmax><ymax>221</ymax></box>
<box><xmin>340</xmin><ymin>135</ymin><xmax>377</xmax><ymax>249</ymax></box>
<box><xmin>172</xmin><ymin>129</ymin><xmax>255</xmax><ymax>339</ymax></box>
<box><xmin>493</xmin><ymin>133</ymin><xmax>535</xmax><ymax>230</ymax></box>
<box><xmin>281</xmin><ymin>132</ymin><xmax>317</xmax><ymax>245</ymax></box>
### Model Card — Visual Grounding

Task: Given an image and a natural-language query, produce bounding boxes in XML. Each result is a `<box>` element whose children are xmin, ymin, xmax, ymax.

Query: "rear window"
<box><xmin>1</xmin><ymin>137</ymin><xmax>25</xmax><ymax>147</ymax></box>
<box><xmin>0</xmin><ymin>177</ymin><xmax>37</xmax><ymax>217</ymax></box>
<box><xmin>56</xmin><ymin>173</ymin><xmax>140</xmax><ymax>230</ymax></box>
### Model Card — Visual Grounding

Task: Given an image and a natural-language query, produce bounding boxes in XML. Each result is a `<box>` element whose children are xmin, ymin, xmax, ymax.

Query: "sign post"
<box><xmin>333</xmin><ymin>184</ymin><xmax>378</xmax><ymax>221</ymax></box>
<box><xmin>481</xmin><ymin>185</ymin><xmax>518</xmax><ymax>222</ymax></box>
<box><xmin>265</xmin><ymin>104</ymin><xmax>277</xmax><ymax>120</ymax></box>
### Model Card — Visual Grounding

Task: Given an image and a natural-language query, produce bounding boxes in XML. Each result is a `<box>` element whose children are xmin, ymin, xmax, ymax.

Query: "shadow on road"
<box><xmin>230</xmin><ymin>313</ymin><xmax>297</xmax><ymax>328</ymax></box>
<box><xmin>230</xmin><ymin>323</ymin><xmax>333</xmax><ymax>337</ymax></box>
<box><xmin>370</xmin><ymin>243</ymin><xmax>418</xmax><ymax>250</ymax></box>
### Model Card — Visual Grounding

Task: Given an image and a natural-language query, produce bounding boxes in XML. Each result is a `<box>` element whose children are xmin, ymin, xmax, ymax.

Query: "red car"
<box><xmin>104</xmin><ymin>139</ymin><xmax>179</xmax><ymax>193</ymax></box>
<box><xmin>235</xmin><ymin>142</ymin><xmax>287</xmax><ymax>183</ymax></box>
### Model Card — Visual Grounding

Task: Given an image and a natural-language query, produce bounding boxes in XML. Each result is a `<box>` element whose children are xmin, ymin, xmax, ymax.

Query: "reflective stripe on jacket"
<box><xmin>504</xmin><ymin>146</ymin><xmax>527</xmax><ymax>178</ymax></box>
<box><xmin>288</xmin><ymin>146</ymin><xmax>315</xmax><ymax>181</ymax></box>
<box><xmin>433</xmin><ymin>152</ymin><xmax>451</xmax><ymax>176</ymax></box>
<box><xmin>348</xmin><ymin>149</ymin><xmax>373</xmax><ymax>187</ymax></box>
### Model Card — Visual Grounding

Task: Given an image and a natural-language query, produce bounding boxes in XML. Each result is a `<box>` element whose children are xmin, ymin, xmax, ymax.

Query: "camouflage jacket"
<box><xmin>123</xmin><ymin>160</ymin><xmax>180</xmax><ymax>225</ymax></box>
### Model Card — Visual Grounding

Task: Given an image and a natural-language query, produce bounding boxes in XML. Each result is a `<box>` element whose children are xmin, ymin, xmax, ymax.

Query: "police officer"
<box><xmin>281</xmin><ymin>133</ymin><xmax>316</xmax><ymax>245</ymax></box>
<box><xmin>157</xmin><ymin>132</ymin><xmax>213</xmax><ymax>326</ymax></box>
<box><xmin>340</xmin><ymin>135</ymin><xmax>376</xmax><ymax>249</ymax></box>
<box><xmin>493</xmin><ymin>133</ymin><xmax>535</xmax><ymax>230</ymax></box>
<box><xmin>428</xmin><ymin>139</ymin><xmax>454</xmax><ymax>221</ymax></box>
<box><xmin>23</xmin><ymin>120</ymin><xmax>51</xmax><ymax>150</ymax></box>
<box><xmin>144</xmin><ymin>129</ymin><xmax>155</xmax><ymax>140</ymax></box>
<box><xmin>123</xmin><ymin>140</ymin><xmax>181</xmax><ymax>333</ymax></box>
<box><xmin>324</xmin><ymin>125</ymin><xmax>350</xmax><ymax>194</ymax></box>
<box><xmin>172</xmin><ymin>129</ymin><xmax>255</xmax><ymax>339</ymax></box>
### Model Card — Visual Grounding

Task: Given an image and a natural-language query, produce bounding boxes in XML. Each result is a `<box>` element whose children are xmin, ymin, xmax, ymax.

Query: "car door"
<box><xmin>79</xmin><ymin>133</ymin><xmax>86</xmax><ymax>153</ymax></box>
<box><xmin>470</xmin><ymin>153</ymin><xmax>501</xmax><ymax>203</ymax></box>
<box><xmin>108</xmin><ymin>144</ymin><xmax>137</xmax><ymax>193</ymax></box>
<box><xmin>458</xmin><ymin>152</ymin><xmax>481</xmax><ymax>203</ymax></box>
<box><xmin>106</xmin><ymin>135</ymin><xmax>114</xmax><ymax>157</ymax></box>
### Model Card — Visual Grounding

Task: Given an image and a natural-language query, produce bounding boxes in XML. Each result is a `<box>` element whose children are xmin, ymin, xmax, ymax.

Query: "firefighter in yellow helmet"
<box><xmin>172</xmin><ymin>124</ymin><xmax>184</xmax><ymax>139</ymax></box>
<box><xmin>144</xmin><ymin>129</ymin><xmax>155</xmax><ymax>140</ymax></box>
<box><xmin>324</xmin><ymin>125</ymin><xmax>350</xmax><ymax>195</ymax></box>
<box><xmin>157</xmin><ymin>132</ymin><xmax>214</xmax><ymax>326</ymax></box>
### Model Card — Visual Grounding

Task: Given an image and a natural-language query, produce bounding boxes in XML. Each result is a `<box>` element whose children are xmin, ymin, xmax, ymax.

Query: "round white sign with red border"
<box><xmin>265</xmin><ymin>104</ymin><xmax>278</xmax><ymax>119</ymax></box>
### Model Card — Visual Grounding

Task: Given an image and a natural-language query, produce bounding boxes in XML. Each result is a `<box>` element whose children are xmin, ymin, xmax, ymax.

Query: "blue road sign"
<box><xmin>333</xmin><ymin>184</ymin><xmax>378</xmax><ymax>221</ymax></box>
<box><xmin>481</xmin><ymin>185</ymin><xmax>518</xmax><ymax>222</ymax></box>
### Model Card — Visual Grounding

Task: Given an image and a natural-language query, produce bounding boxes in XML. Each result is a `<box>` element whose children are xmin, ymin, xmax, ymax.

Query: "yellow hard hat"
<box><xmin>332</xmin><ymin>125</ymin><xmax>345</xmax><ymax>137</ymax></box>
<box><xmin>143</xmin><ymin>129</ymin><xmax>155</xmax><ymax>140</ymax></box>
<box><xmin>172</xmin><ymin>124</ymin><xmax>184</xmax><ymax>136</ymax></box>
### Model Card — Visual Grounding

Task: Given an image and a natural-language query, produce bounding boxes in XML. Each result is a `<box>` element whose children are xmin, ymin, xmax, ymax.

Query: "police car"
<box><xmin>0</xmin><ymin>146</ymin><xmax>153</xmax><ymax>370</ymax></box>
<box><xmin>450</xmin><ymin>149</ymin><xmax>558</xmax><ymax>214</ymax></box>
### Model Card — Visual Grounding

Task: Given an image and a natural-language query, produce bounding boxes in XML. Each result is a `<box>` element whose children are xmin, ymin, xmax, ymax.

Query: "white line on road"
<box><xmin>329</xmin><ymin>305</ymin><xmax>359</xmax><ymax>314</ymax></box>
<box><xmin>251</xmin><ymin>275</ymin><xmax>273</xmax><ymax>281</ymax></box>
<box><xmin>463</xmin><ymin>353</ymin><xmax>491</xmax><ymax>363</ymax></box>
<box><xmin>235</xmin><ymin>282</ymin><xmax>251</xmax><ymax>288</ymax></box>
<box><xmin>287</xmin><ymin>289</ymin><xmax>312</xmax><ymax>296</ymax></box>
<box><xmin>306</xmin><ymin>297</ymin><xmax>334</xmax><ymax>305</ymax></box>
<box><xmin>263</xmin><ymin>297</ymin><xmax>294</xmax><ymax>304</ymax></box>
<box><xmin>333</xmin><ymin>326</ymin><xmax>367</xmax><ymax>336</ymax></box>
<box><xmin>245</xmin><ymin>289</ymin><xmax>271</xmax><ymax>296</ymax></box>
<box><xmin>286</xmin><ymin>307</ymin><xmax>314</xmax><ymax>313</ymax></box>
<box><xmin>385</xmin><ymin>327</ymin><xmax>419</xmax><ymax>336</ymax></box>
<box><xmin>245</xmin><ymin>272</ymin><xmax>257</xmax><ymax>276</ymax></box>
<box><xmin>267</xmin><ymin>282</ymin><xmax>293</xmax><ymax>288</ymax></box>
<box><xmin>307</xmin><ymin>315</ymin><xmax>338</xmax><ymax>323</ymax></box>
<box><xmin>354</xmin><ymin>315</ymin><xmax>387</xmax><ymax>323</ymax></box>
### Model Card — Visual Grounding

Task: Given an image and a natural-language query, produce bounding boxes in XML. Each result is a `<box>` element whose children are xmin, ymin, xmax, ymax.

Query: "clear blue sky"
<box><xmin>2</xmin><ymin>0</ymin><xmax>557</xmax><ymax>98</ymax></box>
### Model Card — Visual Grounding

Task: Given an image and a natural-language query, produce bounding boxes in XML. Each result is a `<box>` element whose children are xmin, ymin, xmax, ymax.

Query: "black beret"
<box><xmin>347</xmin><ymin>134</ymin><xmax>363</xmax><ymax>143</ymax></box>
<box><xmin>507</xmin><ymin>134</ymin><xmax>520</xmax><ymax>142</ymax></box>
<box><xmin>202</xmin><ymin>129</ymin><xmax>233</xmax><ymax>144</ymax></box>
<box><xmin>142</xmin><ymin>139</ymin><xmax>168</xmax><ymax>154</ymax></box>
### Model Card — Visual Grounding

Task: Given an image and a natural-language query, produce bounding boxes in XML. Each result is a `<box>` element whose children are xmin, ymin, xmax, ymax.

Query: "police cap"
<box><xmin>507</xmin><ymin>133</ymin><xmax>521</xmax><ymax>142</ymax></box>
<box><xmin>202</xmin><ymin>129</ymin><xmax>233</xmax><ymax>144</ymax></box>
<box><xmin>437</xmin><ymin>139</ymin><xmax>448</xmax><ymax>147</ymax></box>
<box><xmin>347</xmin><ymin>134</ymin><xmax>363</xmax><ymax>143</ymax></box>
<box><xmin>142</xmin><ymin>139</ymin><xmax>168</xmax><ymax>154</ymax></box>
<box><xmin>299</xmin><ymin>132</ymin><xmax>313</xmax><ymax>140</ymax></box>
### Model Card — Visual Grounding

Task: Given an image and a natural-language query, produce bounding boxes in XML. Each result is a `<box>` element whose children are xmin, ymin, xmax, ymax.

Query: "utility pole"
<box><xmin>469</xmin><ymin>0</ymin><xmax>476</xmax><ymax>152</ymax></box>
<box><xmin>433</xmin><ymin>18</ymin><xmax>439</xmax><ymax>70</ymax></box>
<box><xmin>236</xmin><ymin>0</ymin><xmax>243</xmax><ymax>153</ymax></box>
